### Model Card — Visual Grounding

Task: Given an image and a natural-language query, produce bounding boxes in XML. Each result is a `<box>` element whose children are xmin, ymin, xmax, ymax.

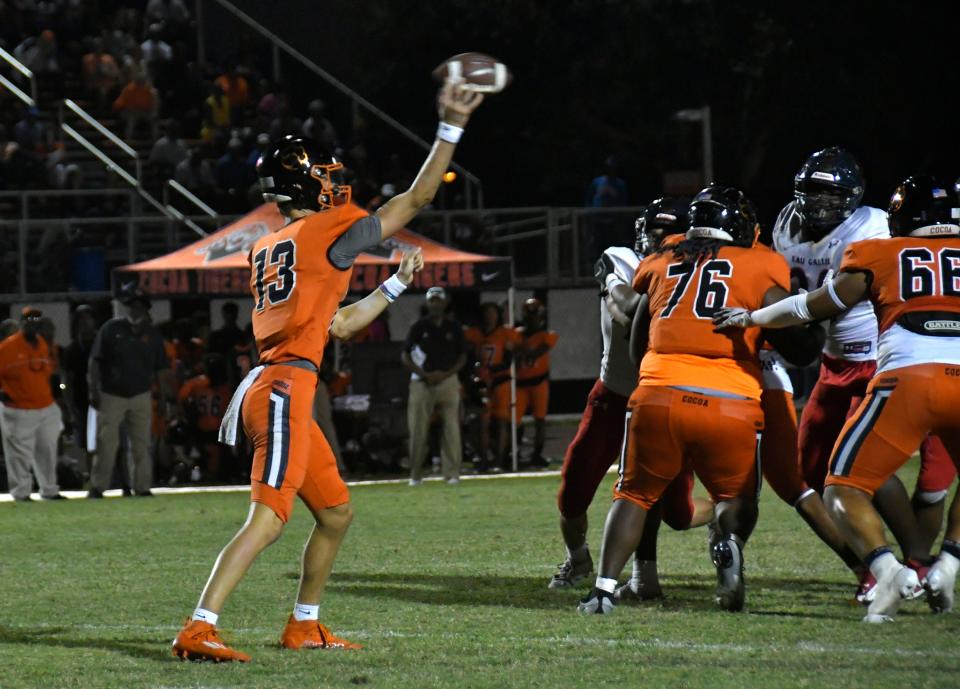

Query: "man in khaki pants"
<box><xmin>401</xmin><ymin>287</ymin><xmax>467</xmax><ymax>485</ymax></box>
<box><xmin>87</xmin><ymin>285</ymin><xmax>173</xmax><ymax>498</ymax></box>
<box><xmin>0</xmin><ymin>307</ymin><xmax>64</xmax><ymax>501</ymax></box>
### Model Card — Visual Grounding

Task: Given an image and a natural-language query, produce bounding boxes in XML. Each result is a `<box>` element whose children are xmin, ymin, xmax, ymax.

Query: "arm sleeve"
<box><xmin>328</xmin><ymin>216</ymin><xmax>383</xmax><ymax>270</ymax></box>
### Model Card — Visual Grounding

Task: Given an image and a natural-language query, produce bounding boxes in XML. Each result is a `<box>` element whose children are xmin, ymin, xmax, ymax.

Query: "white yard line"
<box><xmin>0</xmin><ymin>470</ymin><xmax>570</xmax><ymax>503</ymax></box>
<box><xmin>4</xmin><ymin>622</ymin><xmax>956</xmax><ymax>659</ymax></box>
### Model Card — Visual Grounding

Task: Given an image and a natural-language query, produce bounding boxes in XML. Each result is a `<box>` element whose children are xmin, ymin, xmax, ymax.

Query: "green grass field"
<box><xmin>1</xmin><ymin>460</ymin><xmax>957</xmax><ymax>689</ymax></box>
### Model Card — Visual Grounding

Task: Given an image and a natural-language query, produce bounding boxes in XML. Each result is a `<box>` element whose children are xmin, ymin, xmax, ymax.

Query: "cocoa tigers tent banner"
<box><xmin>114</xmin><ymin>203</ymin><xmax>512</xmax><ymax>297</ymax></box>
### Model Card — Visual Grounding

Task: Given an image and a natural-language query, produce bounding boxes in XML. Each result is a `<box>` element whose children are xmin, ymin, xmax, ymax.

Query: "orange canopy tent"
<box><xmin>114</xmin><ymin>203</ymin><xmax>512</xmax><ymax>297</ymax></box>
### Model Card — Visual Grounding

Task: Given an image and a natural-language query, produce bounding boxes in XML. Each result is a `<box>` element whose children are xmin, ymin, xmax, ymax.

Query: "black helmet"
<box><xmin>635</xmin><ymin>197</ymin><xmax>688</xmax><ymax>255</ymax></box>
<box><xmin>687</xmin><ymin>185</ymin><xmax>758</xmax><ymax>247</ymax></box>
<box><xmin>256</xmin><ymin>135</ymin><xmax>351</xmax><ymax>212</ymax></box>
<box><xmin>793</xmin><ymin>147</ymin><xmax>864</xmax><ymax>237</ymax></box>
<box><xmin>887</xmin><ymin>175</ymin><xmax>960</xmax><ymax>238</ymax></box>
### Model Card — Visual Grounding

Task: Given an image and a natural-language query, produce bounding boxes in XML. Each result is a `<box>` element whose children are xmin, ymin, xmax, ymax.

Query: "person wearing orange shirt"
<box><xmin>177</xmin><ymin>353</ymin><xmax>232</xmax><ymax>480</ymax></box>
<box><xmin>464</xmin><ymin>302</ymin><xmax>516</xmax><ymax>471</ymax></box>
<box><xmin>579</xmin><ymin>186</ymin><xmax>816</xmax><ymax>615</ymax></box>
<box><xmin>112</xmin><ymin>73</ymin><xmax>158</xmax><ymax>140</ymax></box>
<box><xmin>214</xmin><ymin>66</ymin><xmax>250</xmax><ymax>113</ymax></box>
<box><xmin>0</xmin><ymin>307</ymin><xmax>64</xmax><ymax>501</ymax></box>
<box><xmin>715</xmin><ymin>175</ymin><xmax>960</xmax><ymax>622</ymax></box>
<box><xmin>514</xmin><ymin>298</ymin><xmax>558</xmax><ymax>468</ymax></box>
<box><xmin>171</xmin><ymin>78</ymin><xmax>485</xmax><ymax>662</ymax></box>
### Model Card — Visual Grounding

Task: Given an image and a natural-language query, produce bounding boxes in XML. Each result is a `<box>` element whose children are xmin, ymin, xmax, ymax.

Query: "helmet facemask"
<box><xmin>310</xmin><ymin>161</ymin><xmax>351</xmax><ymax>210</ymax></box>
<box><xmin>794</xmin><ymin>180</ymin><xmax>862</xmax><ymax>239</ymax></box>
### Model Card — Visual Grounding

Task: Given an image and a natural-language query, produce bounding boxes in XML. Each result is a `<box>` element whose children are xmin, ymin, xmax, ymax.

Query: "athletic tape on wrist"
<box><xmin>437</xmin><ymin>122</ymin><xmax>464</xmax><ymax>144</ymax></box>
<box><xmin>825</xmin><ymin>280</ymin><xmax>847</xmax><ymax>311</ymax></box>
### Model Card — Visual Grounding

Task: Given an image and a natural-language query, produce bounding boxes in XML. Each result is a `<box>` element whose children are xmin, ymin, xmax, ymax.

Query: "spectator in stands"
<box><xmin>81</xmin><ymin>37</ymin><xmax>120</xmax><ymax>111</ymax></box>
<box><xmin>246</xmin><ymin>132</ymin><xmax>269</xmax><ymax>172</ymax></box>
<box><xmin>46</xmin><ymin>142</ymin><xmax>83</xmax><ymax>190</ymax></box>
<box><xmin>140</xmin><ymin>23</ymin><xmax>172</xmax><ymax>67</ymax></box>
<box><xmin>145</xmin><ymin>0</ymin><xmax>190</xmax><ymax>34</ymax></box>
<box><xmin>113</xmin><ymin>72</ymin><xmax>159</xmax><ymax>140</ymax></box>
<box><xmin>121</xmin><ymin>43</ymin><xmax>148</xmax><ymax>82</ymax></box>
<box><xmin>148</xmin><ymin>120</ymin><xmax>188</xmax><ymax>178</ymax></box>
<box><xmin>215</xmin><ymin>137</ymin><xmax>256</xmax><ymax>211</ymax></box>
<box><xmin>14</xmin><ymin>29</ymin><xmax>59</xmax><ymax>76</ymax></box>
<box><xmin>13</xmin><ymin>106</ymin><xmax>46</xmax><ymax>155</ymax></box>
<box><xmin>402</xmin><ymin>287</ymin><xmax>467</xmax><ymax>486</ymax></box>
<box><xmin>63</xmin><ymin>304</ymin><xmax>98</xmax><ymax>473</ymax></box>
<box><xmin>303</xmin><ymin>98</ymin><xmax>336</xmax><ymax>150</ymax></box>
<box><xmin>584</xmin><ymin>154</ymin><xmax>629</xmax><ymax>262</ymax></box>
<box><xmin>215</xmin><ymin>65</ymin><xmax>250</xmax><ymax>114</ymax></box>
<box><xmin>175</xmin><ymin>148</ymin><xmax>216</xmax><ymax>199</ymax></box>
<box><xmin>88</xmin><ymin>285</ymin><xmax>174</xmax><ymax>499</ymax></box>
<box><xmin>0</xmin><ymin>307</ymin><xmax>65</xmax><ymax>501</ymax></box>
<box><xmin>267</xmin><ymin>99</ymin><xmax>302</xmax><ymax>141</ymax></box>
<box><xmin>201</xmin><ymin>82</ymin><xmax>231</xmax><ymax>143</ymax></box>
<box><xmin>256</xmin><ymin>79</ymin><xmax>281</xmax><ymax>126</ymax></box>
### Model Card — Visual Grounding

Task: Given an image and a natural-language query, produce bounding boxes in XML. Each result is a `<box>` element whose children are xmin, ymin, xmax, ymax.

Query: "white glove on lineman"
<box><xmin>712</xmin><ymin>307</ymin><xmax>755</xmax><ymax>330</ymax></box>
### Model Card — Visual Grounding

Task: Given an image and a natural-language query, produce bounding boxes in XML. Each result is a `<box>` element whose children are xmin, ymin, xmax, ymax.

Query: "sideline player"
<box><xmin>464</xmin><ymin>302</ymin><xmax>516</xmax><ymax>471</ymax></box>
<box><xmin>579</xmin><ymin>186</ymin><xmax>815</xmax><ymax>614</ymax></box>
<box><xmin>547</xmin><ymin>198</ymin><xmax>714</xmax><ymax>590</ymax></box>
<box><xmin>514</xmin><ymin>299</ymin><xmax>558</xmax><ymax>468</ymax></box>
<box><xmin>171</xmin><ymin>79</ymin><xmax>485</xmax><ymax>661</ymax></box>
<box><xmin>715</xmin><ymin>175</ymin><xmax>960</xmax><ymax>621</ymax></box>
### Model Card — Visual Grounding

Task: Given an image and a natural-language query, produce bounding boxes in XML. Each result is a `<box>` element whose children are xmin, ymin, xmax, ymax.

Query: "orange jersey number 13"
<box><xmin>253</xmin><ymin>239</ymin><xmax>297</xmax><ymax>311</ymax></box>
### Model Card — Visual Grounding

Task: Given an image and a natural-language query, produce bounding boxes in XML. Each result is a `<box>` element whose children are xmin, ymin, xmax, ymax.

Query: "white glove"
<box><xmin>712</xmin><ymin>307</ymin><xmax>755</xmax><ymax>330</ymax></box>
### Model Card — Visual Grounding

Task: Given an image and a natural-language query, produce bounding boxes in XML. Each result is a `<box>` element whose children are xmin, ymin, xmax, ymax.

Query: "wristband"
<box><xmin>825</xmin><ymin>280</ymin><xmax>847</xmax><ymax>311</ymax></box>
<box><xmin>379</xmin><ymin>273</ymin><xmax>408</xmax><ymax>303</ymax></box>
<box><xmin>437</xmin><ymin>122</ymin><xmax>464</xmax><ymax>144</ymax></box>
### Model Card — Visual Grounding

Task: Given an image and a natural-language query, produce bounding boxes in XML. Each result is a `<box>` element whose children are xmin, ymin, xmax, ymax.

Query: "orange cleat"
<box><xmin>171</xmin><ymin>619</ymin><xmax>251</xmax><ymax>662</ymax></box>
<box><xmin>280</xmin><ymin>615</ymin><xmax>362</xmax><ymax>650</ymax></box>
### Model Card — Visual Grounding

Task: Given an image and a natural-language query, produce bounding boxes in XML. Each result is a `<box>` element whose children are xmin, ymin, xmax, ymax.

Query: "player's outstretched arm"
<box><xmin>375</xmin><ymin>79</ymin><xmax>484</xmax><ymax>239</ymax></box>
<box><xmin>713</xmin><ymin>271</ymin><xmax>869</xmax><ymax>330</ymax></box>
<box><xmin>330</xmin><ymin>249</ymin><xmax>424</xmax><ymax>340</ymax></box>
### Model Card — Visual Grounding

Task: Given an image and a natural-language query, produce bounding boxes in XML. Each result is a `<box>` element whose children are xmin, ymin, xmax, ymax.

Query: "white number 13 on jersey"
<box><xmin>253</xmin><ymin>239</ymin><xmax>297</xmax><ymax>310</ymax></box>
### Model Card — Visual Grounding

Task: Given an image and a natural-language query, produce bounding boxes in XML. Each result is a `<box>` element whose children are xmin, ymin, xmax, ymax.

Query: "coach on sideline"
<box><xmin>402</xmin><ymin>287</ymin><xmax>467</xmax><ymax>485</ymax></box>
<box><xmin>0</xmin><ymin>307</ymin><xmax>65</xmax><ymax>502</ymax></box>
<box><xmin>87</xmin><ymin>285</ymin><xmax>174</xmax><ymax>498</ymax></box>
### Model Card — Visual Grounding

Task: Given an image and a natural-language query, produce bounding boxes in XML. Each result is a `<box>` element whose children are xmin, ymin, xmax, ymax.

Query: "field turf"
<box><xmin>0</xmin><ymin>458</ymin><xmax>957</xmax><ymax>689</ymax></box>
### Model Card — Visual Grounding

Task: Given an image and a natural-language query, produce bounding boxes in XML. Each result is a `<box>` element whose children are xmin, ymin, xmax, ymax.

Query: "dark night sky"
<box><xmin>222</xmin><ymin>0</ymin><xmax>958</xmax><ymax>225</ymax></box>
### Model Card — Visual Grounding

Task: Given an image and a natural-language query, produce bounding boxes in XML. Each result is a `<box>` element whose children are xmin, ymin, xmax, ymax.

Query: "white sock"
<box><xmin>567</xmin><ymin>543</ymin><xmax>590</xmax><ymax>562</ymax></box>
<box><xmin>868</xmin><ymin>552</ymin><xmax>901</xmax><ymax>581</ymax></box>
<box><xmin>937</xmin><ymin>550</ymin><xmax>960</xmax><ymax>574</ymax></box>
<box><xmin>293</xmin><ymin>602</ymin><xmax>319</xmax><ymax>621</ymax></box>
<box><xmin>595</xmin><ymin>576</ymin><xmax>618</xmax><ymax>594</ymax></box>
<box><xmin>191</xmin><ymin>608</ymin><xmax>218</xmax><ymax>625</ymax></box>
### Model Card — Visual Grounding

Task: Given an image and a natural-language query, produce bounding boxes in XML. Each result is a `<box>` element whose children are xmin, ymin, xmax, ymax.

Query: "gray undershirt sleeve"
<box><xmin>328</xmin><ymin>216</ymin><xmax>383</xmax><ymax>270</ymax></box>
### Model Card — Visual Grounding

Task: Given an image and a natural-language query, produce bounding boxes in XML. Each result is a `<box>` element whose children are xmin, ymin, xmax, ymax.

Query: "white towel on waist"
<box><xmin>219</xmin><ymin>365</ymin><xmax>266</xmax><ymax>447</ymax></box>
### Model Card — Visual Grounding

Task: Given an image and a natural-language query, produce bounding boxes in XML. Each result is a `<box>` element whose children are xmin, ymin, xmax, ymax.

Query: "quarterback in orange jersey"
<box><xmin>715</xmin><ymin>175</ymin><xmax>960</xmax><ymax>622</ymax></box>
<box><xmin>514</xmin><ymin>298</ymin><xmax>559</xmax><ymax>468</ymax></box>
<box><xmin>464</xmin><ymin>302</ymin><xmax>517</xmax><ymax>470</ymax></box>
<box><xmin>171</xmin><ymin>78</ymin><xmax>484</xmax><ymax>662</ymax></box>
<box><xmin>579</xmin><ymin>186</ymin><xmax>822</xmax><ymax>615</ymax></box>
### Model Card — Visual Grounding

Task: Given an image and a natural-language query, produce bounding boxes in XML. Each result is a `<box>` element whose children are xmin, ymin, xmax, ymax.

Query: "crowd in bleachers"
<box><xmin>0</xmin><ymin>0</ymin><xmax>411</xmax><ymax>213</ymax></box>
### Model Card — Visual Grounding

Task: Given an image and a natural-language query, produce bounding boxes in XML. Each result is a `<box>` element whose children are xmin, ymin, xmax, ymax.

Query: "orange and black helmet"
<box><xmin>256</xmin><ymin>135</ymin><xmax>351</xmax><ymax>212</ymax></box>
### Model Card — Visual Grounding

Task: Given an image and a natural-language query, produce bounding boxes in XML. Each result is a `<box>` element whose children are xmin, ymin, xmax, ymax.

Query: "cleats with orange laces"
<box><xmin>280</xmin><ymin>616</ymin><xmax>362</xmax><ymax>650</ymax></box>
<box><xmin>171</xmin><ymin>619</ymin><xmax>251</xmax><ymax>662</ymax></box>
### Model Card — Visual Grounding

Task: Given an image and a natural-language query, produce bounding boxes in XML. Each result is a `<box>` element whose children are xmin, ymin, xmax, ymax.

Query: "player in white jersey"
<box><xmin>548</xmin><ymin>198</ymin><xmax>712</xmax><ymax>590</ymax></box>
<box><xmin>773</xmin><ymin>147</ymin><xmax>951</xmax><ymax>599</ymax></box>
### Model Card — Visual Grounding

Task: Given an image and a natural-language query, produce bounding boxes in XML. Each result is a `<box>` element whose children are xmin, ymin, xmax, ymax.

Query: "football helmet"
<box><xmin>256</xmin><ymin>135</ymin><xmax>351</xmax><ymax>212</ymax></box>
<box><xmin>793</xmin><ymin>147</ymin><xmax>864</xmax><ymax>237</ymax></box>
<box><xmin>522</xmin><ymin>298</ymin><xmax>545</xmax><ymax>327</ymax></box>
<box><xmin>887</xmin><ymin>175</ymin><xmax>960</xmax><ymax>238</ymax></box>
<box><xmin>634</xmin><ymin>197</ymin><xmax>688</xmax><ymax>255</ymax></box>
<box><xmin>687</xmin><ymin>185</ymin><xmax>758</xmax><ymax>247</ymax></box>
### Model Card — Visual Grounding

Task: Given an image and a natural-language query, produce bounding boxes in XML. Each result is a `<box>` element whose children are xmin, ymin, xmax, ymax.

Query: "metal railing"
<box><xmin>203</xmin><ymin>0</ymin><xmax>484</xmax><ymax>208</ymax></box>
<box><xmin>0</xmin><ymin>45</ymin><xmax>36</xmax><ymax>106</ymax></box>
<box><xmin>58</xmin><ymin>99</ymin><xmax>210</xmax><ymax>238</ymax></box>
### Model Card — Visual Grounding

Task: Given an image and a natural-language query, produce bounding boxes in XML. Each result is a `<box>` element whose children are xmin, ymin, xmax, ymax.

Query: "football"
<box><xmin>432</xmin><ymin>52</ymin><xmax>512</xmax><ymax>93</ymax></box>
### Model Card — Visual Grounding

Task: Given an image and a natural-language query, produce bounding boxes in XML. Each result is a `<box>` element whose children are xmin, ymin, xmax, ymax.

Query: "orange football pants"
<box><xmin>242</xmin><ymin>365</ymin><xmax>348</xmax><ymax>523</ymax></box>
<box><xmin>826</xmin><ymin>363</ymin><xmax>960</xmax><ymax>496</ymax></box>
<box><xmin>614</xmin><ymin>386</ymin><xmax>763</xmax><ymax>509</ymax></box>
<box><xmin>516</xmin><ymin>378</ymin><xmax>549</xmax><ymax>420</ymax></box>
